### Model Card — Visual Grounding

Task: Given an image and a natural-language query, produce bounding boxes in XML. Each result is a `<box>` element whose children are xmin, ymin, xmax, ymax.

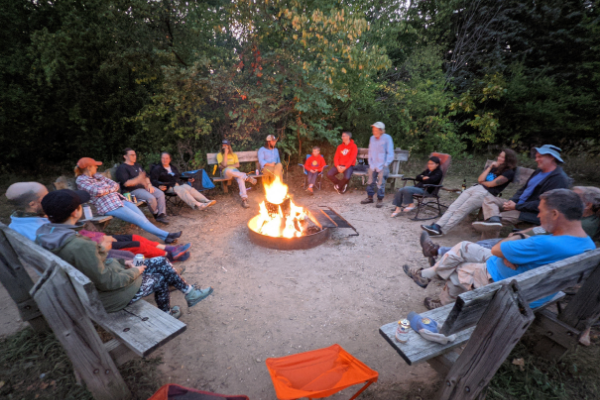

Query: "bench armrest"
<box><xmin>422</xmin><ymin>184</ymin><xmax>443</xmax><ymax>188</ymax></box>
<box><xmin>401</xmin><ymin>177</ymin><xmax>417</xmax><ymax>181</ymax></box>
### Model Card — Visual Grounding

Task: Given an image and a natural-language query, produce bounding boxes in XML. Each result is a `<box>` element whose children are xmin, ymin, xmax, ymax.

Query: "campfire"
<box><xmin>248</xmin><ymin>176</ymin><xmax>308</xmax><ymax>238</ymax></box>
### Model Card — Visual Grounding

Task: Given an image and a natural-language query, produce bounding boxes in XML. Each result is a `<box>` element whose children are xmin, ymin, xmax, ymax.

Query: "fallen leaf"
<box><xmin>512</xmin><ymin>357</ymin><xmax>525</xmax><ymax>371</ymax></box>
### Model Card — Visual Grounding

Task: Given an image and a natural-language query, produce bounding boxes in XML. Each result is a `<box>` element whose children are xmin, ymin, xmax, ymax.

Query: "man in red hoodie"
<box><xmin>327</xmin><ymin>131</ymin><xmax>358</xmax><ymax>194</ymax></box>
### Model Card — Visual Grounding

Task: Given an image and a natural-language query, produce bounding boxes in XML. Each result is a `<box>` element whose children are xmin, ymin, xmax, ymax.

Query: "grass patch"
<box><xmin>0</xmin><ymin>328</ymin><xmax>163</xmax><ymax>400</ymax></box>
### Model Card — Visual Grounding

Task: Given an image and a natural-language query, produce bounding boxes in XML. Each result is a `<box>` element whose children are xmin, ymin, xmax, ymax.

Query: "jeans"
<box><xmin>128</xmin><ymin>257</ymin><xmax>189</xmax><ymax>312</ymax></box>
<box><xmin>366</xmin><ymin>167</ymin><xmax>389</xmax><ymax>199</ymax></box>
<box><xmin>438</xmin><ymin>238</ymin><xmax>502</xmax><ymax>257</ymax></box>
<box><xmin>436</xmin><ymin>184</ymin><xmax>491</xmax><ymax>234</ymax></box>
<box><xmin>307</xmin><ymin>171</ymin><xmax>319</xmax><ymax>186</ymax></box>
<box><xmin>106</xmin><ymin>201</ymin><xmax>169</xmax><ymax>241</ymax></box>
<box><xmin>167</xmin><ymin>184</ymin><xmax>210</xmax><ymax>208</ymax></box>
<box><xmin>131</xmin><ymin>187</ymin><xmax>166</xmax><ymax>216</ymax></box>
<box><xmin>392</xmin><ymin>186</ymin><xmax>426</xmax><ymax>206</ymax></box>
<box><xmin>327</xmin><ymin>166</ymin><xmax>353</xmax><ymax>188</ymax></box>
<box><xmin>224</xmin><ymin>168</ymin><xmax>249</xmax><ymax>199</ymax></box>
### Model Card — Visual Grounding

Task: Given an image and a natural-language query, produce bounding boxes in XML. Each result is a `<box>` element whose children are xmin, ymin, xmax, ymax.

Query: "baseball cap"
<box><xmin>41</xmin><ymin>189</ymin><xmax>91</xmax><ymax>223</ymax></box>
<box><xmin>371</xmin><ymin>122</ymin><xmax>385</xmax><ymax>131</ymax></box>
<box><xmin>534</xmin><ymin>144</ymin><xmax>563</xmax><ymax>163</ymax></box>
<box><xmin>222</xmin><ymin>140</ymin><xmax>230</xmax><ymax>145</ymax></box>
<box><xmin>77</xmin><ymin>157</ymin><xmax>103</xmax><ymax>169</ymax></box>
<box><xmin>266</xmin><ymin>135</ymin><xmax>277</xmax><ymax>141</ymax></box>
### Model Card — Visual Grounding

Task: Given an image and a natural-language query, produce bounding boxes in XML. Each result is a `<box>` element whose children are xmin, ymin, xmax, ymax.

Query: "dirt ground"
<box><xmin>0</xmin><ymin>171</ymin><xmax>491</xmax><ymax>399</ymax></box>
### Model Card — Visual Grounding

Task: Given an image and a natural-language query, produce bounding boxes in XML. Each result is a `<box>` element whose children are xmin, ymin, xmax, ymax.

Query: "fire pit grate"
<box><xmin>306</xmin><ymin>206</ymin><xmax>359</xmax><ymax>237</ymax></box>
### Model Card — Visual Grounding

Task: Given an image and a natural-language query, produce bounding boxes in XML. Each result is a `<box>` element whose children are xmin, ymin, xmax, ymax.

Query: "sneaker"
<box><xmin>185</xmin><ymin>285</ymin><xmax>214</xmax><ymax>307</ymax></box>
<box><xmin>334</xmin><ymin>185</ymin><xmax>341</xmax><ymax>194</ymax></box>
<box><xmin>421</xmin><ymin>224</ymin><xmax>443</xmax><ymax>236</ymax></box>
<box><xmin>195</xmin><ymin>202</ymin><xmax>209</xmax><ymax>211</ymax></box>
<box><xmin>420</xmin><ymin>231</ymin><xmax>440</xmax><ymax>259</ymax></box>
<box><xmin>361</xmin><ymin>197</ymin><xmax>374</xmax><ymax>204</ymax></box>
<box><xmin>168</xmin><ymin>306</ymin><xmax>182</xmax><ymax>319</ymax></box>
<box><xmin>175</xmin><ymin>252</ymin><xmax>190</xmax><ymax>262</ymax></box>
<box><xmin>402</xmin><ymin>264</ymin><xmax>430</xmax><ymax>288</ymax></box>
<box><xmin>205</xmin><ymin>199</ymin><xmax>217</xmax><ymax>208</ymax></box>
<box><xmin>165</xmin><ymin>231</ymin><xmax>182</xmax><ymax>244</ymax></box>
<box><xmin>241</xmin><ymin>198</ymin><xmax>250</xmax><ymax>208</ymax></box>
<box><xmin>424</xmin><ymin>297</ymin><xmax>443</xmax><ymax>310</ymax></box>
<box><xmin>472</xmin><ymin>216</ymin><xmax>502</xmax><ymax>231</ymax></box>
<box><xmin>341</xmin><ymin>184</ymin><xmax>348</xmax><ymax>194</ymax></box>
<box><xmin>155</xmin><ymin>213</ymin><xmax>169</xmax><ymax>224</ymax></box>
<box><xmin>245</xmin><ymin>175</ymin><xmax>257</xmax><ymax>185</ymax></box>
<box><xmin>376</xmin><ymin>199</ymin><xmax>384</xmax><ymax>208</ymax></box>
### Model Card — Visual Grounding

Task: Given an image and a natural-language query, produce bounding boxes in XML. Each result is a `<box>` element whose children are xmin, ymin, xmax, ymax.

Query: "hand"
<box><xmin>502</xmin><ymin>200</ymin><xmax>516</xmax><ymax>211</ymax></box>
<box><xmin>159</xmin><ymin>185</ymin><xmax>167</xmax><ymax>191</ymax></box>
<box><xmin>148</xmin><ymin>185</ymin><xmax>155</xmax><ymax>194</ymax></box>
<box><xmin>189</xmin><ymin>178</ymin><xmax>195</xmax><ymax>183</ymax></box>
<box><xmin>503</xmin><ymin>259</ymin><xmax>518</xmax><ymax>270</ymax></box>
<box><xmin>508</xmin><ymin>232</ymin><xmax>530</xmax><ymax>239</ymax></box>
<box><xmin>124</xmin><ymin>260</ymin><xmax>134</xmax><ymax>269</ymax></box>
<box><xmin>266</xmin><ymin>162</ymin><xmax>275</xmax><ymax>167</ymax></box>
<box><xmin>422</xmin><ymin>176</ymin><xmax>429</xmax><ymax>180</ymax></box>
<box><xmin>491</xmin><ymin>161</ymin><xmax>499</xmax><ymax>168</ymax></box>
<box><xmin>339</xmin><ymin>166</ymin><xmax>346</xmax><ymax>173</ymax></box>
<box><xmin>99</xmin><ymin>236</ymin><xmax>114</xmax><ymax>251</ymax></box>
<box><xmin>136</xmin><ymin>172</ymin><xmax>147</xmax><ymax>182</ymax></box>
<box><xmin>137</xmin><ymin>265</ymin><xmax>146</xmax><ymax>273</ymax></box>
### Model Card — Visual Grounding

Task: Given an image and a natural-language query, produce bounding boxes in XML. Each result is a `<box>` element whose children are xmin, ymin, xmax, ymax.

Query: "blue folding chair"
<box><xmin>298</xmin><ymin>155</ymin><xmax>328</xmax><ymax>190</ymax></box>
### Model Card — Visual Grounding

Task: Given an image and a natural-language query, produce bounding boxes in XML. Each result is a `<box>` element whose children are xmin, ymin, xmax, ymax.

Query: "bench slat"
<box><xmin>207</xmin><ymin>150</ymin><xmax>259</xmax><ymax>165</ymax></box>
<box><xmin>441</xmin><ymin>250</ymin><xmax>600</xmax><ymax>336</ymax></box>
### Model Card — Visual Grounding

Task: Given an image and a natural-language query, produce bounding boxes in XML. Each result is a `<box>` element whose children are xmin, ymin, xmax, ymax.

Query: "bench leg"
<box><xmin>222</xmin><ymin>180</ymin><xmax>229</xmax><ymax>193</ymax></box>
<box><xmin>530</xmin><ymin>309</ymin><xmax>580</xmax><ymax>361</ymax></box>
<box><xmin>438</xmin><ymin>281</ymin><xmax>534</xmax><ymax>400</ymax></box>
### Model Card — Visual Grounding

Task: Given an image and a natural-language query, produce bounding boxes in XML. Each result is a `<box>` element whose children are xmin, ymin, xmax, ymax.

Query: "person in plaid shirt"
<box><xmin>75</xmin><ymin>157</ymin><xmax>182</xmax><ymax>244</ymax></box>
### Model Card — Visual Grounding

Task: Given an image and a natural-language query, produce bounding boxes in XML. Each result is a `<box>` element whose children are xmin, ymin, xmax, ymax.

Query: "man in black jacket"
<box><xmin>473</xmin><ymin>145</ymin><xmax>570</xmax><ymax>235</ymax></box>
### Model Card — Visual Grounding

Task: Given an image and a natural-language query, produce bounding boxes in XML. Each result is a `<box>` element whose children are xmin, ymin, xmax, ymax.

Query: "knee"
<box><xmin>155</xmin><ymin>190</ymin><xmax>165</xmax><ymax>199</ymax></box>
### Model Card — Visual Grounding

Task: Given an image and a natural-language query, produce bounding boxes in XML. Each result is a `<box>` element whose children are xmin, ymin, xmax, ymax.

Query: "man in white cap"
<box><xmin>258</xmin><ymin>134</ymin><xmax>284</xmax><ymax>185</ymax></box>
<box><xmin>361</xmin><ymin>122</ymin><xmax>395</xmax><ymax>208</ymax></box>
<box><xmin>5</xmin><ymin>182</ymin><xmax>49</xmax><ymax>241</ymax></box>
<box><xmin>473</xmin><ymin>144</ymin><xmax>570</xmax><ymax>236</ymax></box>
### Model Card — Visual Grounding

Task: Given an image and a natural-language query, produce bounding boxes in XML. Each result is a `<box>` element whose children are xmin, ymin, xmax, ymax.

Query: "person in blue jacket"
<box><xmin>6</xmin><ymin>182</ymin><xmax>49</xmax><ymax>242</ymax></box>
<box><xmin>361</xmin><ymin>122</ymin><xmax>394</xmax><ymax>208</ymax></box>
<box><xmin>257</xmin><ymin>135</ymin><xmax>284</xmax><ymax>185</ymax></box>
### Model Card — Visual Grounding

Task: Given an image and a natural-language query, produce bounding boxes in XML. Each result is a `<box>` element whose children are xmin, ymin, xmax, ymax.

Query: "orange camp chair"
<box><xmin>265</xmin><ymin>344</ymin><xmax>378</xmax><ymax>400</ymax></box>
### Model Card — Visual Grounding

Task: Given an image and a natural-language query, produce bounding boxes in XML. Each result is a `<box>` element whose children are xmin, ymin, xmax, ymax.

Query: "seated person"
<box><xmin>35</xmin><ymin>189</ymin><xmax>213</xmax><ymax>318</ymax></box>
<box><xmin>303</xmin><ymin>146</ymin><xmax>326</xmax><ymax>195</ymax></box>
<box><xmin>327</xmin><ymin>131</ymin><xmax>357</xmax><ymax>194</ymax></box>
<box><xmin>116</xmin><ymin>148</ymin><xmax>168</xmax><ymax>224</ymax></box>
<box><xmin>216</xmin><ymin>140</ymin><xmax>257</xmax><ymax>208</ymax></box>
<box><xmin>422</xmin><ymin>149</ymin><xmax>518</xmax><ymax>236</ymax></box>
<box><xmin>5</xmin><ymin>182</ymin><xmax>49</xmax><ymax>241</ymax></box>
<box><xmin>258</xmin><ymin>135</ymin><xmax>284</xmax><ymax>185</ymax></box>
<box><xmin>151</xmin><ymin>152</ymin><xmax>217</xmax><ymax>211</ymax></box>
<box><xmin>473</xmin><ymin>145</ymin><xmax>570</xmax><ymax>236</ymax></box>
<box><xmin>75</xmin><ymin>157</ymin><xmax>182</xmax><ymax>244</ymax></box>
<box><xmin>391</xmin><ymin>156</ymin><xmax>443</xmax><ymax>217</ymax></box>
<box><xmin>404</xmin><ymin>189</ymin><xmax>595</xmax><ymax>310</ymax></box>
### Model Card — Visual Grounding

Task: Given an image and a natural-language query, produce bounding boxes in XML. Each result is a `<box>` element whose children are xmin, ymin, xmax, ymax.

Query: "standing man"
<box><xmin>473</xmin><ymin>144</ymin><xmax>570</xmax><ymax>236</ymax></box>
<box><xmin>327</xmin><ymin>131</ymin><xmax>358</xmax><ymax>194</ymax></box>
<box><xmin>116</xmin><ymin>148</ymin><xmax>169</xmax><ymax>224</ymax></box>
<box><xmin>361</xmin><ymin>122</ymin><xmax>394</xmax><ymax>208</ymax></box>
<box><xmin>258</xmin><ymin>135</ymin><xmax>284</xmax><ymax>185</ymax></box>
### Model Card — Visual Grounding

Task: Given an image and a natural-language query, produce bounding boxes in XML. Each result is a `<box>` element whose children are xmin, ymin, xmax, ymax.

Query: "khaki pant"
<box><xmin>437</xmin><ymin>184</ymin><xmax>492</xmax><ymax>233</ymax></box>
<box><xmin>421</xmin><ymin>241</ymin><xmax>493</xmax><ymax>305</ymax></box>
<box><xmin>262</xmin><ymin>163</ymin><xmax>284</xmax><ymax>185</ymax></box>
<box><xmin>168</xmin><ymin>184</ymin><xmax>210</xmax><ymax>209</ymax></box>
<box><xmin>481</xmin><ymin>196</ymin><xmax>522</xmax><ymax>226</ymax></box>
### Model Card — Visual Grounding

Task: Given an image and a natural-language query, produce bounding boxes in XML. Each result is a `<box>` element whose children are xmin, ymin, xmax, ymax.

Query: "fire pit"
<box><xmin>247</xmin><ymin>176</ymin><xmax>357</xmax><ymax>250</ymax></box>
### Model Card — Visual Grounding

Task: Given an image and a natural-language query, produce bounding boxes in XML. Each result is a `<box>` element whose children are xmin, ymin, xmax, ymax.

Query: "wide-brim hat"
<box><xmin>534</xmin><ymin>144</ymin><xmax>563</xmax><ymax>163</ymax></box>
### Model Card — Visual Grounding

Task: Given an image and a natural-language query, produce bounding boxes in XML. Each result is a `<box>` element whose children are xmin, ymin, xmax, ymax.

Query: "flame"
<box><xmin>250</xmin><ymin>175</ymin><xmax>306</xmax><ymax>238</ymax></box>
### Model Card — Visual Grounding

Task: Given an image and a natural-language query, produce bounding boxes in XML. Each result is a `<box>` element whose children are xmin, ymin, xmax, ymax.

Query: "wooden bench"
<box><xmin>379</xmin><ymin>249</ymin><xmax>600</xmax><ymax>399</ymax></box>
<box><xmin>206</xmin><ymin>151</ymin><xmax>263</xmax><ymax>193</ymax></box>
<box><xmin>484</xmin><ymin>159</ymin><xmax>535</xmax><ymax>188</ymax></box>
<box><xmin>352</xmin><ymin>148</ymin><xmax>409</xmax><ymax>191</ymax></box>
<box><xmin>0</xmin><ymin>223</ymin><xmax>186</xmax><ymax>400</ymax></box>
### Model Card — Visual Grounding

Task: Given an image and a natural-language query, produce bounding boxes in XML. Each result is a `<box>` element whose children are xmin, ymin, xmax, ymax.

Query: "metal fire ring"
<box><xmin>247</xmin><ymin>215</ymin><xmax>330</xmax><ymax>250</ymax></box>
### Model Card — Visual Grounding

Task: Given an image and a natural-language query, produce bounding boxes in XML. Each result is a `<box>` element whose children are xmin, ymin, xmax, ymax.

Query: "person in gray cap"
<box><xmin>473</xmin><ymin>144</ymin><xmax>570</xmax><ymax>236</ymax></box>
<box><xmin>361</xmin><ymin>121</ymin><xmax>395</xmax><ymax>208</ymax></box>
<box><xmin>5</xmin><ymin>182</ymin><xmax>49</xmax><ymax>242</ymax></box>
<box><xmin>258</xmin><ymin>134</ymin><xmax>284</xmax><ymax>185</ymax></box>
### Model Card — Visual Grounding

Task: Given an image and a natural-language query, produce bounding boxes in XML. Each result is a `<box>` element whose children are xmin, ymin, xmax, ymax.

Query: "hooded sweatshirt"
<box><xmin>9</xmin><ymin>212</ymin><xmax>49</xmax><ymax>242</ymax></box>
<box><xmin>36</xmin><ymin>223</ymin><xmax>142</xmax><ymax>313</ymax></box>
<box><xmin>333</xmin><ymin>139</ymin><xmax>358</xmax><ymax>168</ymax></box>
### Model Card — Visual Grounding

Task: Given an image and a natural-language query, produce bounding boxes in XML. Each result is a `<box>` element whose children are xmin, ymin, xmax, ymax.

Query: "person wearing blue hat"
<box><xmin>473</xmin><ymin>144</ymin><xmax>570</xmax><ymax>235</ymax></box>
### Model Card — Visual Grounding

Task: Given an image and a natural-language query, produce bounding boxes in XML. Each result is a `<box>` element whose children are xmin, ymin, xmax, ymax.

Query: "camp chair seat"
<box><xmin>266</xmin><ymin>344</ymin><xmax>378</xmax><ymax>400</ymax></box>
<box><xmin>298</xmin><ymin>154</ymin><xmax>328</xmax><ymax>190</ymax></box>
<box><xmin>148</xmin><ymin>384</ymin><xmax>249</xmax><ymax>400</ymax></box>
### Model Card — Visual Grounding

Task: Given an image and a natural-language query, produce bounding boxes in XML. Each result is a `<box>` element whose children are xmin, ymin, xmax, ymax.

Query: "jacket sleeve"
<box><xmin>514</xmin><ymin>171</ymin><xmax>569</xmax><ymax>213</ymax></box>
<box><xmin>429</xmin><ymin>169</ymin><xmax>443</xmax><ymax>185</ymax></box>
<box><xmin>385</xmin><ymin>136</ymin><xmax>395</xmax><ymax>167</ymax></box>
<box><xmin>150</xmin><ymin>166</ymin><xmax>162</xmax><ymax>187</ymax></box>
<box><xmin>257</xmin><ymin>148</ymin><xmax>266</xmax><ymax>168</ymax></box>
<box><xmin>114</xmin><ymin>165</ymin><xmax>129</xmax><ymax>188</ymax></box>
<box><xmin>77</xmin><ymin>176</ymin><xmax>113</xmax><ymax>197</ymax></box>
<box><xmin>347</xmin><ymin>144</ymin><xmax>358</xmax><ymax>168</ymax></box>
<box><xmin>72</xmin><ymin>240</ymin><xmax>141</xmax><ymax>292</ymax></box>
<box><xmin>333</xmin><ymin>146</ymin><xmax>341</xmax><ymax>167</ymax></box>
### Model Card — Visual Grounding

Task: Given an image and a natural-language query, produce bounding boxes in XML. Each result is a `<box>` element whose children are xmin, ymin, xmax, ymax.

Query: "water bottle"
<box><xmin>82</xmin><ymin>204</ymin><xmax>93</xmax><ymax>220</ymax></box>
<box><xmin>461</xmin><ymin>179</ymin><xmax>467</xmax><ymax>193</ymax></box>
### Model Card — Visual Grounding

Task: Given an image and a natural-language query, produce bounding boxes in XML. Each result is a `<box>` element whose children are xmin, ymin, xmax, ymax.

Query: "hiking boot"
<box><xmin>185</xmin><ymin>285</ymin><xmax>214</xmax><ymax>307</ymax></box>
<box><xmin>241</xmin><ymin>198</ymin><xmax>250</xmax><ymax>208</ymax></box>
<box><xmin>424</xmin><ymin>297</ymin><xmax>443</xmax><ymax>310</ymax></box>
<box><xmin>155</xmin><ymin>213</ymin><xmax>169</xmax><ymax>224</ymax></box>
<box><xmin>165</xmin><ymin>231</ymin><xmax>182</xmax><ymax>244</ymax></box>
<box><xmin>168</xmin><ymin>306</ymin><xmax>182</xmax><ymax>319</ymax></box>
<box><xmin>376</xmin><ymin>199</ymin><xmax>384</xmax><ymax>208</ymax></box>
<box><xmin>421</xmin><ymin>224</ymin><xmax>443</xmax><ymax>236</ymax></box>
<box><xmin>341</xmin><ymin>184</ymin><xmax>348</xmax><ymax>194</ymax></box>
<box><xmin>420</xmin><ymin>231</ymin><xmax>440</xmax><ymax>259</ymax></box>
<box><xmin>402</xmin><ymin>264</ymin><xmax>430</xmax><ymax>288</ymax></box>
<box><xmin>245</xmin><ymin>175</ymin><xmax>257</xmax><ymax>185</ymax></box>
<box><xmin>361</xmin><ymin>197</ymin><xmax>374</xmax><ymax>204</ymax></box>
<box><xmin>472</xmin><ymin>216</ymin><xmax>502</xmax><ymax>231</ymax></box>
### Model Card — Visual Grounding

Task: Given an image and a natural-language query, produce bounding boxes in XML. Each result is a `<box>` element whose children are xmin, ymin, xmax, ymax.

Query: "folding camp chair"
<box><xmin>401</xmin><ymin>152</ymin><xmax>451</xmax><ymax>221</ymax></box>
<box><xmin>298</xmin><ymin>155</ymin><xmax>328</xmax><ymax>190</ymax></box>
<box><xmin>266</xmin><ymin>344</ymin><xmax>378</xmax><ymax>400</ymax></box>
<box><xmin>149</xmin><ymin>163</ymin><xmax>185</xmax><ymax>215</ymax></box>
<box><xmin>148</xmin><ymin>384</ymin><xmax>249</xmax><ymax>400</ymax></box>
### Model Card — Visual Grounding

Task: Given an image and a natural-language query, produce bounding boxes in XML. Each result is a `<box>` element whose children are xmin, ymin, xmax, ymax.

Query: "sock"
<box><xmin>421</xmin><ymin>267</ymin><xmax>437</xmax><ymax>280</ymax></box>
<box><xmin>184</xmin><ymin>285</ymin><xmax>193</xmax><ymax>294</ymax></box>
